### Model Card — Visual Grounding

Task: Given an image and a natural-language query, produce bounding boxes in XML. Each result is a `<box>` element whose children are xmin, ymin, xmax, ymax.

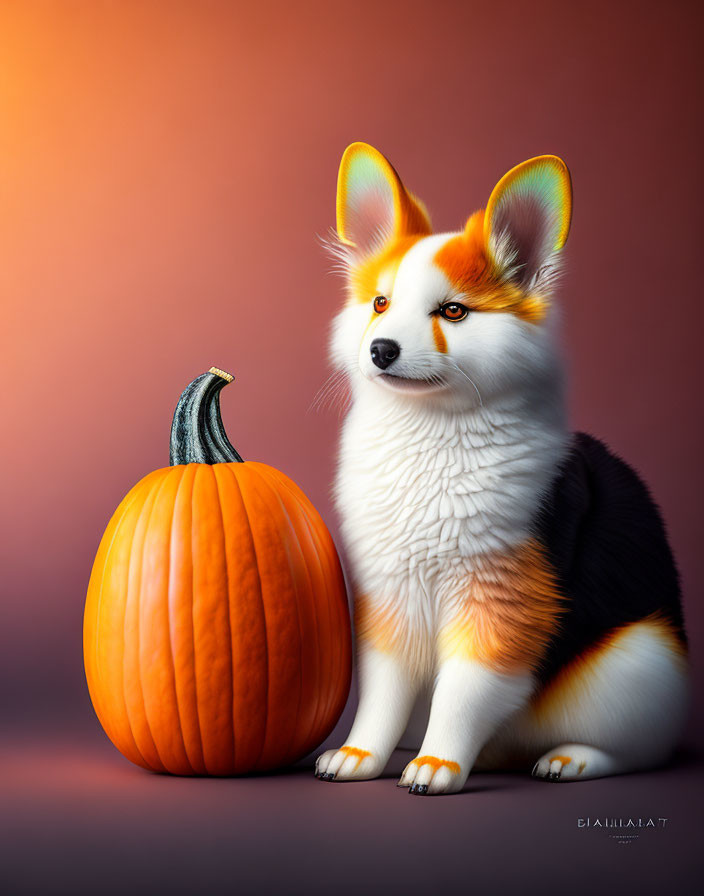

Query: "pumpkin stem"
<box><xmin>169</xmin><ymin>367</ymin><xmax>244</xmax><ymax>465</ymax></box>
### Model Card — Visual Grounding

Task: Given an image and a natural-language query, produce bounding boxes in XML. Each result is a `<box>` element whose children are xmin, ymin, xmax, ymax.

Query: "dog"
<box><xmin>314</xmin><ymin>142</ymin><xmax>689</xmax><ymax>794</ymax></box>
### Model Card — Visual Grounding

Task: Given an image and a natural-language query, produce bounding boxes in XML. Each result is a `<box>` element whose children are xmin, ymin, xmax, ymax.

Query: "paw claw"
<box><xmin>409</xmin><ymin>784</ymin><xmax>428</xmax><ymax>795</ymax></box>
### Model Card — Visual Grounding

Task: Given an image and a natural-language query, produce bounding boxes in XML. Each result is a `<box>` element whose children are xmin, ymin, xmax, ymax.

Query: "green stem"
<box><xmin>169</xmin><ymin>367</ymin><xmax>244</xmax><ymax>465</ymax></box>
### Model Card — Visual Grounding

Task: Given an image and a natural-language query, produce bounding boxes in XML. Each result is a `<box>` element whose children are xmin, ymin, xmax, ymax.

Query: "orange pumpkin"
<box><xmin>84</xmin><ymin>367</ymin><xmax>351</xmax><ymax>775</ymax></box>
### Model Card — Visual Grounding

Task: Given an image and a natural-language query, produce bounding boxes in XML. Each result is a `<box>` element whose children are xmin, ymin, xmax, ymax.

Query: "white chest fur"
<box><xmin>334</xmin><ymin>381</ymin><xmax>569</xmax><ymax>614</ymax></box>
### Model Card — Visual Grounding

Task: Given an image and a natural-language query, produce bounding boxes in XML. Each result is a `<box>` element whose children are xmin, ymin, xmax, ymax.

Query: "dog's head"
<box><xmin>327</xmin><ymin>142</ymin><xmax>572</xmax><ymax>411</ymax></box>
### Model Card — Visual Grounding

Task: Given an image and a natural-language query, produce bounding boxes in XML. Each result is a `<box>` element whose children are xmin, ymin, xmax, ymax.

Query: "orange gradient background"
<box><xmin>1</xmin><ymin>0</ymin><xmax>702</xmax><ymax>749</ymax></box>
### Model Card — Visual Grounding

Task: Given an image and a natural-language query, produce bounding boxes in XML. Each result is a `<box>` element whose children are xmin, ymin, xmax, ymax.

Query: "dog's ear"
<box><xmin>336</xmin><ymin>142</ymin><xmax>431</xmax><ymax>259</ymax></box>
<box><xmin>483</xmin><ymin>156</ymin><xmax>572</xmax><ymax>289</ymax></box>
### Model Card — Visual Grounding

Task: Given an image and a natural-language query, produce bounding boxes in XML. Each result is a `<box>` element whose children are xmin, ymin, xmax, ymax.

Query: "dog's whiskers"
<box><xmin>446</xmin><ymin>359</ymin><xmax>483</xmax><ymax>407</ymax></box>
<box><xmin>308</xmin><ymin>368</ymin><xmax>353</xmax><ymax>417</ymax></box>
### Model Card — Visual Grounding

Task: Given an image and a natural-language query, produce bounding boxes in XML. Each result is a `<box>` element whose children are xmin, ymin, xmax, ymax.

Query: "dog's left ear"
<box><xmin>336</xmin><ymin>142</ymin><xmax>431</xmax><ymax>259</ymax></box>
<box><xmin>484</xmin><ymin>156</ymin><xmax>572</xmax><ymax>288</ymax></box>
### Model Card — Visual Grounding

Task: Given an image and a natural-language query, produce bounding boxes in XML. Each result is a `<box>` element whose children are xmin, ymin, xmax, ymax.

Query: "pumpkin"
<box><xmin>83</xmin><ymin>367</ymin><xmax>352</xmax><ymax>775</ymax></box>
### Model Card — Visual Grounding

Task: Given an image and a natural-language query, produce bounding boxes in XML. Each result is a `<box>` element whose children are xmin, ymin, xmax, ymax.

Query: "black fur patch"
<box><xmin>532</xmin><ymin>432</ymin><xmax>686</xmax><ymax>688</ymax></box>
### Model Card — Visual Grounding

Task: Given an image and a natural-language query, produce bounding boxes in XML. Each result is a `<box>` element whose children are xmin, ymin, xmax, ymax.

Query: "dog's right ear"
<box><xmin>336</xmin><ymin>143</ymin><xmax>431</xmax><ymax>259</ymax></box>
<box><xmin>483</xmin><ymin>155</ymin><xmax>572</xmax><ymax>289</ymax></box>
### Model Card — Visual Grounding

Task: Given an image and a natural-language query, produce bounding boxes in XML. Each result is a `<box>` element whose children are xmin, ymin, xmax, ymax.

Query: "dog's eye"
<box><xmin>373</xmin><ymin>296</ymin><xmax>389</xmax><ymax>314</ymax></box>
<box><xmin>439</xmin><ymin>302</ymin><xmax>469</xmax><ymax>322</ymax></box>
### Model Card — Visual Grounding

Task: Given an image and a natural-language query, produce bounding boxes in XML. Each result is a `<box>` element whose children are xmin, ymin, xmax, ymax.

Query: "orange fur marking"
<box><xmin>355</xmin><ymin>539</ymin><xmax>564</xmax><ymax>675</ymax></box>
<box><xmin>348</xmin><ymin>234</ymin><xmax>424</xmax><ymax>305</ymax></box>
<box><xmin>410</xmin><ymin>755</ymin><xmax>461</xmax><ymax>775</ymax></box>
<box><xmin>549</xmin><ymin>754</ymin><xmax>572</xmax><ymax>765</ymax></box>
<box><xmin>437</xmin><ymin>539</ymin><xmax>565</xmax><ymax>673</ymax></box>
<box><xmin>362</xmin><ymin>306</ymin><xmax>387</xmax><ymax>341</ymax></box>
<box><xmin>434</xmin><ymin>211</ymin><xmax>547</xmax><ymax>323</ymax></box>
<box><xmin>354</xmin><ymin>594</ymin><xmax>409</xmax><ymax>656</ymax></box>
<box><xmin>339</xmin><ymin>745</ymin><xmax>372</xmax><ymax>770</ymax></box>
<box><xmin>353</xmin><ymin>592</ymin><xmax>441</xmax><ymax>677</ymax></box>
<box><xmin>530</xmin><ymin>612</ymin><xmax>688</xmax><ymax>724</ymax></box>
<box><xmin>431</xmin><ymin>316</ymin><xmax>448</xmax><ymax>353</ymax></box>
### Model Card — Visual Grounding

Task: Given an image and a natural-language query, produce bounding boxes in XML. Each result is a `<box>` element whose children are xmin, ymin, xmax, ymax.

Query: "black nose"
<box><xmin>370</xmin><ymin>338</ymin><xmax>401</xmax><ymax>370</ymax></box>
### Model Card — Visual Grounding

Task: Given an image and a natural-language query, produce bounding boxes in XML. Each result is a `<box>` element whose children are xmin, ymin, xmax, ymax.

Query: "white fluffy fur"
<box><xmin>483</xmin><ymin>620</ymin><xmax>691</xmax><ymax>780</ymax></box>
<box><xmin>331</xmin><ymin>235</ymin><xmax>570</xmax><ymax>659</ymax></box>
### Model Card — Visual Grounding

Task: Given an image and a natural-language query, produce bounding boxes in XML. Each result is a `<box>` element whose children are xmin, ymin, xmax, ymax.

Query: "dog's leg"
<box><xmin>316</xmin><ymin>644</ymin><xmax>418</xmax><ymax>781</ymax></box>
<box><xmin>400</xmin><ymin>541</ymin><xmax>564</xmax><ymax>793</ymax></box>
<box><xmin>399</xmin><ymin>657</ymin><xmax>533</xmax><ymax>794</ymax></box>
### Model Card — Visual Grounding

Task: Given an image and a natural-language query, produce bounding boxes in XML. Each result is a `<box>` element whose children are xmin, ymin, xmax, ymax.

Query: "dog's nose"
<box><xmin>370</xmin><ymin>338</ymin><xmax>401</xmax><ymax>370</ymax></box>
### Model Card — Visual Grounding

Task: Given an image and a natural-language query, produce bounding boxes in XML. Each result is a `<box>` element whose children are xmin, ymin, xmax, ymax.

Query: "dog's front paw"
<box><xmin>398</xmin><ymin>754</ymin><xmax>466</xmax><ymax>795</ymax></box>
<box><xmin>315</xmin><ymin>745</ymin><xmax>382</xmax><ymax>782</ymax></box>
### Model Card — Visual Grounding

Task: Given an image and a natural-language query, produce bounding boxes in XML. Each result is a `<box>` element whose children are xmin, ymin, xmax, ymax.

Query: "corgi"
<box><xmin>314</xmin><ymin>142</ymin><xmax>689</xmax><ymax>795</ymax></box>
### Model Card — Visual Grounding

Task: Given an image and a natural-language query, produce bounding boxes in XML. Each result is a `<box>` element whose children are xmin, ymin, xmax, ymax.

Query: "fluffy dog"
<box><xmin>315</xmin><ymin>143</ymin><xmax>689</xmax><ymax>794</ymax></box>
